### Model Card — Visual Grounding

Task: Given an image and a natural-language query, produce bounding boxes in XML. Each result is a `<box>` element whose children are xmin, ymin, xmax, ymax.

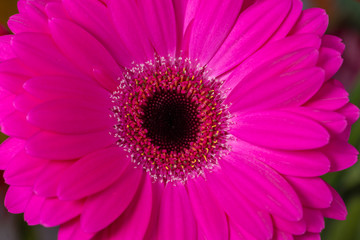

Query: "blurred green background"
<box><xmin>0</xmin><ymin>0</ymin><xmax>360</xmax><ymax>239</ymax></box>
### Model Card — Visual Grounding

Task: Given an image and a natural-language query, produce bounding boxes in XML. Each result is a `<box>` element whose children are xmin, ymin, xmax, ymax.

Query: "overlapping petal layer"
<box><xmin>0</xmin><ymin>0</ymin><xmax>357</xmax><ymax>239</ymax></box>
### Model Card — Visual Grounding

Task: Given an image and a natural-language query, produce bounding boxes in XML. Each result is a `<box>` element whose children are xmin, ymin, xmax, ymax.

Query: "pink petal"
<box><xmin>321</xmin><ymin>185</ymin><xmax>347</xmax><ymax>220</ymax></box>
<box><xmin>303</xmin><ymin>208</ymin><xmax>324</xmax><ymax>233</ymax></box>
<box><xmin>0</xmin><ymin>137</ymin><xmax>25</xmax><ymax>170</ymax></box>
<box><xmin>24</xmin><ymin>194</ymin><xmax>45</xmax><ymax>225</ymax></box>
<box><xmin>45</xmin><ymin>2</ymin><xmax>68</xmax><ymax>19</ymax></box>
<box><xmin>108</xmin><ymin>0</ymin><xmax>154</xmax><ymax>62</ymax></box>
<box><xmin>0</xmin><ymin>58</ymin><xmax>33</xmax><ymax>76</ymax></box>
<box><xmin>229</xmin><ymin>221</ymin><xmax>258</xmax><ymax>240</ymax></box>
<box><xmin>34</xmin><ymin>161</ymin><xmax>73</xmax><ymax>197</ymax></box>
<box><xmin>40</xmin><ymin>198</ymin><xmax>84</xmax><ymax>227</ymax></box>
<box><xmin>321</xmin><ymin>35</ymin><xmax>345</xmax><ymax>54</ymax></box>
<box><xmin>229</xmin><ymin>68</ymin><xmax>325</xmax><ymax>112</ymax></box>
<box><xmin>61</xmin><ymin>0</ymin><xmax>132</xmax><ymax>67</ymax></box>
<box><xmin>143</xmin><ymin>182</ymin><xmax>164</xmax><ymax>239</ymax></box>
<box><xmin>305</xmin><ymin>80</ymin><xmax>349</xmax><ymax>111</ymax></box>
<box><xmin>48</xmin><ymin>18</ymin><xmax>122</xmax><ymax>79</ymax></box>
<box><xmin>27</xmin><ymin>98</ymin><xmax>114</xmax><ymax>134</ymax></box>
<box><xmin>318</xmin><ymin>47</ymin><xmax>343</xmax><ymax>81</ymax></box>
<box><xmin>0</xmin><ymin>35</ymin><xmax>16</xmax><ymax>60</ymax></box>
<box><xmin>222</xmin><ymin>157</ymin><xmax>303</xmax><ymax>221</ymax></box>
<box><xmin>4</xmin><ymin>150</ymin><xmax>47</xmax><ymax>186</ymax></box>
<box><xmin>13</xmin><ymin>92</ymin><xmax>42</xmax><ymax>114</ymax></box>
<box><xmin>208</xmin><ymin>0</ymin><xmax>292</xmax><ymax>76</ymax></box>
<box><xmin>58</xmin><ymin>218</ymin><xmax>95</xmax><ymax>240</ymax></box>
<box><xmin>138</xmin><ymin>0</ymin><xmax>177</xmax><ymax>56</ymax></box>
<box><xmin>12</xmin><ymin>33</ymin><xmax>82</xmax><ymax>76</ymax></box>
<box><xmin>187</xmin><ymin>178</ymin><xmax>228</xmax><ymax>240</ymax></box>
<box><xmin>172</xmin><ymin>0</ymin><xmax>189</xmax><ymax>54</ymax></box>
<box><xmin>268</xmin><ymin>0</ymin><xmax>302</xmax><ymax>42</ymax></box>
<box><xmin>0</xmin><ymin>91</ymin><xmax>16</xmax><ymax>122</ymax></box>
<box><xmin>286</xmin><ymin>176</ymin><xmax>332</xmax><ymax>208</ymax></box>
<box><xmin>288</xmin><ymin>107</ymin><xmax>347</xmax><ymax>134</ymax></box>
<box><xmin>295</xmin><ymin>233</ymin><xmax>321</xmax><ymax>240</ymax></box>
<box><xmin>81</xmin><ymin>166</ymin><xmax>143</xmax><ymax>232</ymax></box>
<box><xmin>225</xmin><ymin>47</ymin><xmax>320</xmax><ymax>97</ymax></box>
<box><xmin>289</xmin><ymin>8</ymin><xmax>328</xmax><ymax>36</ymax></box>
<box><xmin>188</xmin><ymin>0</ymin><xmax>243</xmax><ymax>64</ymax></box>
<box><xmin>26</xmin><ymin>130</ymin><xmax>115</xmax><ymax>160</ymax></box>
<box><xmin>231</xmin><ymin>139</ymin><xmax>330</xmax><ymax>177</ymax></box>
<box><xmin>158</xmin><ymin>183</ymin><xmax>197</xmax><ymax>240</ymax></box>
<box><xmin>321</xmin><ymin>139</ymin><xmax>358</xmax><ymax>172</ymax></box>
<box><xmin>92</xmin><ymin>67</ymin><xmax>120</xmax><ymax>93</ymax></box>
<box><xmin>0</xmin><ymin>71</ymin><xmax>27</xmax><ymax>94</ymax></box>
<box><xmin>1</xmin><ymin>111</ymin><xmax>39</xmax><ymax>138</ymax></box>
<box><xmin>58</xmin><ymin>147</ymin><xmax>129</xmax><ymax>200</ymax></box>
<box><xmin>4</xmin><ymin>186</ymin><xmax>32</xmax><ymax>214</ymax></box>
<box><xmin>108</xmin><ymin>175</ymin><xmax>153</xmax><ymax>240</ymax></box>
<box><xmin>338</xmin><ymin>103</ymin><xmax>359</xmax><ymax>125</ymax></box>
<box><xmin>206</xmin><ymin>171</ymin><xmax>273</xmax><ymax>239</ymax></box>
<box><xmin>23</xmin><ymin>75</ymin><xmax>109</xmax><ymax>102</ymax></box>
<box><xmin>273</xmin><ymin>230</ymin><xmax>294</xmax><ymax>240</ymax></box>
<box><xmin>273</xmin><ymin>215</ymin><xmax>306</xmax><ymax>235</ymax></box>
<box><xmin>8</xmin><ymin>1</ymin><xmax>48</xmax><ymax>34</ymax></box>
<box><xmin>231</xmin><ymin>110</ymin><xmax>330</xmax><ymax>150</ymax></box>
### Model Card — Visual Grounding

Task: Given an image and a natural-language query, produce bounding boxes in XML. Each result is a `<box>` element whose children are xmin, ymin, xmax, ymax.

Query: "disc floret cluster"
<box><xmin>112</xmin><ymin>56</ymin><xmax>231</xmax><ymax>183</ymax></box>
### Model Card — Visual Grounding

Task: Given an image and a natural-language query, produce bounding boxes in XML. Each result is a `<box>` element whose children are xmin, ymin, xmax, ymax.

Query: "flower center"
<box><xmin>112</xmin><ymin>57</ymin><xmax>231</xmax><ymax>183</ymax></box>
<box><xmin>141</xmin><ymin>90</ymin><xmax>200</xmax><ymax>152</ymax></box>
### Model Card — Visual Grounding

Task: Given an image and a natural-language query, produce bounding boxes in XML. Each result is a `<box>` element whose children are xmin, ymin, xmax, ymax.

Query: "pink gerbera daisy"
<box><xmin>0</xmin><ymin>0</ymin><xmax>358</xmax><ymax>239</ymax></box>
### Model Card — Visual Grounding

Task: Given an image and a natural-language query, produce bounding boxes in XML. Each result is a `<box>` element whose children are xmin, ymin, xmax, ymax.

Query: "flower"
<box><xmin>0</xmin><ymin>0</ymin><xmax>358</xmax><ymax>239</ymax></box>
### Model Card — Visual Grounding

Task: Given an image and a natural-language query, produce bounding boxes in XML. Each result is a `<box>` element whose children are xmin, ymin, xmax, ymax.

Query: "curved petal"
<box><xmin>108</xmin><ymin>175</ymin><xmax>153</xmax><ymax>240</ymax></box>
<box><xmin>4</xmin><ymin>186</ymin><xmax>32</xmax><ymax>214</ymax></box>
<box><xmin>230</xmin><ymin>139</ymin><xmax>330</xmax><ymax>177</ymax></box>
<box><xmin>0</xmin><ymin>137</ymin><xmax>25</xmax><ymax>170</ymax></box>
<box><xmin>81</xmin><ymin>166</ymin><xmax>143</xmax><ymax>233</ymax></box>
<box><xmin>229</xmin><ymin>67</ymin><xmax>325</xmax><ymax>112</ymax></box>
<box><xmin>4</xmin><ymin>150</ymin><xmax>47</xmax><ymax>186</ymax></box>
<box><xmin>58</xmin><ymin>147</ymin><xmax>129</xmax><ymax>200</ymax></box>
<box><xmin>221</xmin><ymin>157</ymin><xmax>303</xmax><ymax>221</ymax></box>
<box><xmin>34</xmin><ymin>161</ymin><xmax>73</xmax><ymax>197</ymax></box>
<box><xmin>206</xmin><ymin>170</ymin><xmax>273</xmax><ymax>239</ymax></box>
<box><xmin>286</xmin><ymin>176</ymin><xmax>332</xmax><ymax>208</ymax></box>
<box><xmin>40</xmin><ymin>198</ymin><xmax>84</xmax><ymax>227</ymax></box>
<box><xmin>321</xmin><ymin>184</ymin><xmax>347</xmax><ymax>220</ymax></box>
<box><xmin>26</xmin><ymin>130</ymin><xmax>115</xmax><ymax>160</ymax></box>
<box><xmin>158</xmin><ymin>183</ymin><xmax>197</xmax><ymax>240</ymax></box>
<box><xmin>61</xmin><ymin>0</ymin><xmax>132</xmax><ymax>67</ymax></box>
<box><xmin>188</xmin><ymin>0</ymin><xmax>243</xmax><ymax>64</ymax></box>
<box><xmin>27</xmin><ymin>98</ymin><xmax>115</xmax><ymax>134</ymax></box>
<box><xmin>58</xmin><ymin>218</ymin><xmax>95</xmax><ymax>240</ymax></box>
<box><xmin>24</xmin><ymin>194</ymin><xmax>45</xmax><ymax>226</ymax></box>
<box><xmin>108</xmin><ymin>0</ymin><xmax>154</xmax><ymax>62</ymax></box>
<box><xmin>289</xmin><ymin>8</ymin><xmax>328</xmax><ymax>36</ymax></box>
<box><xmin>12</xmin><ymin>33</ymin><xmax>82</xmax><ymax>77</ymax></box>
<box><xmin>187</xmin><ymin>178</ymin><xmax>228</xmax><ymax>240</ymax></box>
<box><xmin>303</xmin><ymin>208</ymin><xmax>324</xmax><ymax>233</ymax></box>
<box><xmin>48</xmin><ymin>18</ymin><xmax>122</xmax><ymax>79</ymax></box>
<box><xmin>231</xmin><ymin>110</ymin><xmax>330</xmax><ymax>150</ymax></box>
<box><xmin>23</xmin><ymin>75</ymin><xmax>110</xmax><ymax>102</ymax></box>
<box><xmin>138</xmin><ymin>0</ymin><xmax>177</xmax><ymax>56</ymax></box>
<box><xmin>208</xmin><ymin>0</ymin><xmax>292</xmax><ymax>76</ymax></box>
<box><xmin>1</xmin><ymin>111</ymin><xmax>39</xmax><ymax>138</ymax></box>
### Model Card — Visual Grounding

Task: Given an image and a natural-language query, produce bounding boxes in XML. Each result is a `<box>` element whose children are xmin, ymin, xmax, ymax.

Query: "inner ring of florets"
<box><xmin>111</xmin><ymin>56</ymin><xmax>231</xmax><ymax>183</ymax></box>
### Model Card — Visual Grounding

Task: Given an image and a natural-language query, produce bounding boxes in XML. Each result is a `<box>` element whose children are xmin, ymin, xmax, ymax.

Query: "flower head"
<box><xmin>0</xmin><ymin>0</ymin><xmax>358</xmax><ymax>239</ymax></box>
